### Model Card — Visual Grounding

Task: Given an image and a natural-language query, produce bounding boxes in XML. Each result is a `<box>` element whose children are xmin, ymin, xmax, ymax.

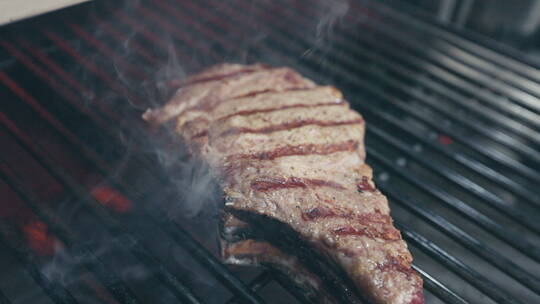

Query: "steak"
<box><xmin>144</xmin><ymin>63</ymin><xmax>423</xmax><ymax>304</ymax></box>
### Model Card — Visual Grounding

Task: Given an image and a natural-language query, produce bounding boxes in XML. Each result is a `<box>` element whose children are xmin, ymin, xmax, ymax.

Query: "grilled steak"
<box><xmin>144</xmin><ymin>63</ymin><xmax>423</xmax><ymax>304</ymax></box>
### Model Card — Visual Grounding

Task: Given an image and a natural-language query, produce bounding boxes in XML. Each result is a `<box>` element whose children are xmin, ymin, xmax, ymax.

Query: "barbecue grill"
<box><xmin>1</xmin><ymin>0</ymin><xmax>539</xmax><ymax>303</ymax></box>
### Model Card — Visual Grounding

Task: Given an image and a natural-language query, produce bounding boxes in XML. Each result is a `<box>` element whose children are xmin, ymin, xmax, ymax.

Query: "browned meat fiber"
<box><xmin>143</xmin><ymin>63</ymin><xmax>424</xmax><ymax>304</ymax></box>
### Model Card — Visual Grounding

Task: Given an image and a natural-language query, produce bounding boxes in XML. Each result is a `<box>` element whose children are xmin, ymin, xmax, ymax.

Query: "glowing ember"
<box><xmin>23</xmin><ymin>221</ymin><xmax>60</xmax><ymax>256</ymax></box>
<box><xmin>438</xmin><ymin>134</ymin><xmax>453</xmax><ymax>146</ymax></box>
<box><xmin>82</xmin><ymin>276</ymin><xmax>118</xmax><ymax>304</ymax></box>
<box><xmin>91</xmin><ymin>186</ymin><xmax>132</xmax><ymax>213</ymax></box>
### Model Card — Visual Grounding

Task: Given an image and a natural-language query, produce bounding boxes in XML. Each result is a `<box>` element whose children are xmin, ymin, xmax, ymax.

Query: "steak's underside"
<box><xmin>144</xmin><ymin>63</ymin><xmax>423</xmax><ymax>304</ymax></box>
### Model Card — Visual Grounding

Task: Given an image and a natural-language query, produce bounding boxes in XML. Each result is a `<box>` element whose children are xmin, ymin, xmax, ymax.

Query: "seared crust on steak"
<box><xmin>144</xmin><ymin>63</ymin><xmax>424</xmax><ymax>304</ymax></box>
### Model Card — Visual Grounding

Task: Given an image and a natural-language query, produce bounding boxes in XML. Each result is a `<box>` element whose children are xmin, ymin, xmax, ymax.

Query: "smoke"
<box><xmin>90</xmin><ymin>0</ymin><xmax>224</xmax><ymax>223</ymax></box>
<box><xmin>314</xmin><ymin>0</ymin><xmax>350</xmax><ymax>49</ymax></box>
<box><xmin>298</xmin><ymin>0</ymin><xmax>350</xmax><ymax>58</ymax></box>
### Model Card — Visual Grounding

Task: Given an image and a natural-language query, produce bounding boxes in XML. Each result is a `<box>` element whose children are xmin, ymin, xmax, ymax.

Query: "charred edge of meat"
<box><xmin>357</xmin><ymin>176</ymin><xmax>376</xmax><ymax>193</ymax></box>
<box><xmin>219</xmin><ymin>221</ymin><xmax>341</xmax><ymax>304</ymax></box>
<box><xmin>226</xmin><ymin>208</ymin><xmax>370</xmax><ymax>304</ymax></box>
<box><xmin>218</xmin><ymin>211</ymin><xmax>252</xmax><ymax>242</ymax></box>
<box><xmin>217</xmin><ymin>222</ymin><xmax>326</xmax><ymax>303</ymax></box>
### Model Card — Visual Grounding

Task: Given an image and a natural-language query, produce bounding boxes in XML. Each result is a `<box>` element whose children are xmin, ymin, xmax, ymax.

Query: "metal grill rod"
<box><xmin>357</xmin><ymin>17</ymin><xmax>540</xmax><ymax>116</ymax></box>
<box><xmin>1</xmin><ymin>40</ymin><xmax>115</xmax><ymax>141</ymax></box>
<box><xmin>87</xmin><ymin>14</ymin><xmax>159</xmax><ymax>65</ymax></box>
<box><xmin>134</xmin><ymin>2</ymin><xmax>222</xmax><ymax>63</ymax></box>
<box><xmin>42</xmin><ymin>30</ymin><xmax>142</xmax><ymax>105</ymax></box>
<box><xmin>371</xmin><ymin>141</ymin><xmax>540</xmax><ymax>261</ymax></box>
<box><xmin>64</xmin><ymin>19</ymin><xmax>147</xmax><ymax>80</ymax></box>
<box><xmin>347</xmin><ymin>3</ymin><xmax>540</xmax><ymax>131</ymax></box>
<box><xmin>362</xmin><ymin>9</ymin><xmax>540</xmax><ymax>111</ymax></box>
<box><xmin>398</xmin><ymin>223</ymin><xmax>522</xmax><ymax>304</ymax></box>
<box><xmin>10</xmin><ymin>37</ymin><xmax>146</xmax><ymax>139</ymax></box>
<box><xmin>105</xmin><ymin>7</ymin><xmax>171</xmax><ymax>55</ymax></box>
<box><xmin>363</xmin><ymin>0</ymin><xmax>540</xmax><ymax>84</ymax></box>
<box><xmin>226</xmin><ymin>273</ymin><xmax>273</xmax><ymax>304</ymax></box>
<box><xmin>307</xmin><ymin>13</ymin><xmax>540</xmax><ymax>159</ymax></box>
<box><xmin>348</xmin><ymin>94</ymin><xmax>540</xmax><ymax>210</ymax></box>
<box><xmin>321</xmin><ymin>33</ymin><xmax>540</xmax><ymax>169</ymax></box>
<box><xmin>381</xmin><ymin>183</ymin><xmax>540</xmax><ymax>295</ymax></box>
<box><xmin>271</xmin><ymin>274</ymin><xmax>321</xmax><ymax>304</ymax></box>
<box><xmin>412</xmin><ymin>266</ymin><xmax>467</xmax><ymax>304</ymax></box>
<box><xmin>368</xmin><ymin>124</ymin><xmax>540</xmax><ymax>233</ymax></box>
<box><xmin>344</xmin><ymin>13</ymin><xmax>540</xmax><ymax>142</ymax></box>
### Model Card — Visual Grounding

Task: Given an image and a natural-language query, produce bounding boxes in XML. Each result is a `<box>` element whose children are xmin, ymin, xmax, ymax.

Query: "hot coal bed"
<box><xmin>1</xmin><ymin>0</ymin><xmax>540</xmax><ymax>303</ymax></box>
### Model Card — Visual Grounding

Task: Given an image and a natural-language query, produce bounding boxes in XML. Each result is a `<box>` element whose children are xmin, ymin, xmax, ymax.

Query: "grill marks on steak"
<box><xmin>143</xmin><ymin>64</ymin><xmax>315</xmax><ymax>126</ymax></box>
<box><xmin>145</xmin><ymin>63</ymin><xmax>423</xmax><ymax>304</ymax></box>
<box><xmin>180</xmin><ymin>86</ymin><xmax>345</xmax><ymax>150</ymax></box>
<box><xmin>211</xmin><ymin>124</ymin><xmax>365</xmax><ymax>158</ymax></box>
<box><xmin>301</xmin><ymin>207</ymin><xmax>400</xmax><ymax>241</ymax></box>
<box><xmin>216</xmin><ymin>100</ymin><xmax>346</xmax><ymax>123</ymax></box>
<box><xmin>181</xmin><ymin>64</ymin><xmax>271</xmax><ymax>88</ymax></box>
<box><xmin>189</xmin><ymin>102</ymin><xmax>350</xmax><ymax>139</ymax></box>
<box><xmin>224</xmin><ymin>140</ymin><xmax>360</xmax><ymax>162</ymax></box>
<box><xmin>218</xmin><ymin>116</ymin><xmax>363</xmax><ymax>138</ymax></box>
<box><xmin>250</xmin><ymin>176</ymin><xmax>346</xmax><ymax>192</ymax></box>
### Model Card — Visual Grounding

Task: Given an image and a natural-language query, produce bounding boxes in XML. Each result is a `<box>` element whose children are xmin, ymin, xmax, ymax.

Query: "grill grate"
<box><xmin>1</xmin><ymin>0</ymin><xmax>539</xmax><ymax>303</ymax></box>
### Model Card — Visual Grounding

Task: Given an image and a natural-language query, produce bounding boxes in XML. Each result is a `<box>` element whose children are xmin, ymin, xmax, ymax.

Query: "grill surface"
<box><xmin>1</xmin><ymin>0</ymin><xmax>539</xmax><ymax>303</ymax></box>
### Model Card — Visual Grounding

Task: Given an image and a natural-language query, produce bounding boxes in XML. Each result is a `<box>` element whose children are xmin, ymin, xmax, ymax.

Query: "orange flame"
<box><xmin>91</xmin><ymin>186</ymin><xmax>132</xmax><ymax>213</ymax></box>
